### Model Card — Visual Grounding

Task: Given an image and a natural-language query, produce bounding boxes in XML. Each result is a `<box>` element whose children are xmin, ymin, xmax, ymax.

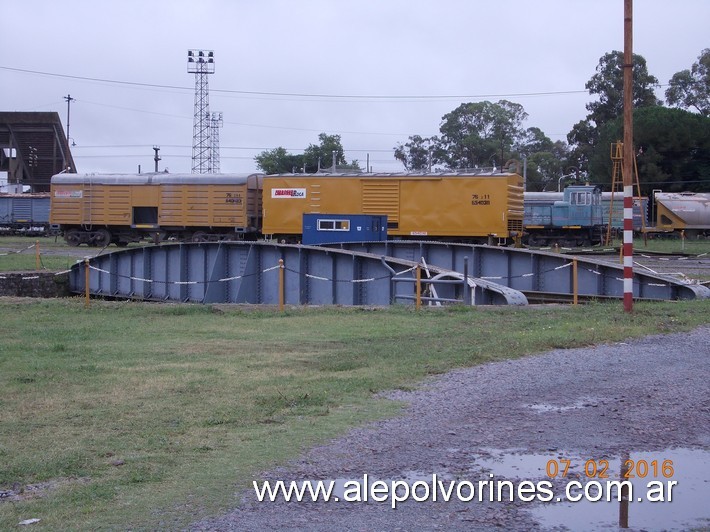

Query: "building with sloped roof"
<box><xmin>0</xmin><ymin>112</ymin><xmax>76</xmax><ymax>192</ymax></box>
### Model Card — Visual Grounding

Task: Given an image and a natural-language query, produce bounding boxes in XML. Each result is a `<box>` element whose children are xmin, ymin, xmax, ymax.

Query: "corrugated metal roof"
<box><xmin>51</xmin><ymin>172</ymin><xmax>261</xmax><ymax>185</ymax></box>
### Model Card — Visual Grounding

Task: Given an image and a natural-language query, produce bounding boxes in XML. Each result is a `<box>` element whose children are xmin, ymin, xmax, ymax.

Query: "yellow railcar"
<box><xmin>262</xmin><ymin>172</ymin><xmax>524</xmax><ymax>242</ymax></box>
<box><xmin>50</xmin><ymin>173</ymin><xmax>262</xmax><ymax>246</ymax></box>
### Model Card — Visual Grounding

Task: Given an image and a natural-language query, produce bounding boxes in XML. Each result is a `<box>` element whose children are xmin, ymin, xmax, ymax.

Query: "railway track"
<box><xmin>591</xmin><ymin>252</ymin><xmax>710</xmax><ymax>284</ymax></box>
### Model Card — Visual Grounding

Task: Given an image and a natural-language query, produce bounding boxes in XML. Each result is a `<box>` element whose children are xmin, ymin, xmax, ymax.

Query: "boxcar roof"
<box><xmin>263</xmin><ymin>171</ymin><xmax>518</xmax><ymax>178</ymax></box>
<box><xmin>51</xmin><ymin>173</ymin><xmax>261</xmax><ymax>186</ymax></box>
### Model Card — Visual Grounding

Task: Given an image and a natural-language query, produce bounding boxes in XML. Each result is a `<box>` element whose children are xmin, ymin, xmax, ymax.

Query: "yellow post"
<box><xmin>415</xmin><ymin>264</ymin><xmax>421</xmax><ymax>310</ymax></box>
<box><xmin>84</xmin><ymin>258</ymin><xmax>90</xmax><ymax>309</ymax></box>
<box><xmin>35</xmin><ymin>240</ymin><xmax>40</xmax><ymax>271</ymax></box>
<box><xmin>572</xmin><ymin>258</ymin><xmax>578</xmax><ymax>306</ymax></box>
<box><xmin>278</xmin><ymin>259</ymin><xmax>284</xmax><ymax>311</ymax></box>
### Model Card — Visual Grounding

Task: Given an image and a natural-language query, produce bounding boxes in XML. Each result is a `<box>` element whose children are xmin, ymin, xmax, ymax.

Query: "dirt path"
<box><xmin>194</xmin><ymin>326</ymin><xmax>710</xmax><ymax>531</ymax></box>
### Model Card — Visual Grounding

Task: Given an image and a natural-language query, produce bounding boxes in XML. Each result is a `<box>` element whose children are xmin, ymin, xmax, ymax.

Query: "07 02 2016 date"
<box><xmin>546</xmin><ymin>459</ymin><xmax>674</xmax><ymax>479</ymax></box>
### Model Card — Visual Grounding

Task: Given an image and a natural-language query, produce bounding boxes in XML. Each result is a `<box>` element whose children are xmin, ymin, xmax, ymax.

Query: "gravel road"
<box><xmin>194</xmin><ymin>326</ymin><xmax>710</xmax><ymax>531</ymax></box>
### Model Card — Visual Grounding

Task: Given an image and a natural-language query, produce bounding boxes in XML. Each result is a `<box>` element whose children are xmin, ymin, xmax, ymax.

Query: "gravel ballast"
<box><xmin>195</xmin><ymin>326</ymin><xmax>710</xmax><ymax>531</ymax></box>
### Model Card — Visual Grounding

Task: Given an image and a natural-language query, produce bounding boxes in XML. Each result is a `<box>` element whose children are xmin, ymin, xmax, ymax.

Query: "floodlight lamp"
<box><xmin>208</xmin><ymin>51</ymin><xmax>214</xmax><ymax>58</ymax></box>
<box><xmin>187</xmin><ymin>50</ymin><xmax>194</xmax><ymax>57</ymax></box>
<box><xmin>198</xmin><ymin>51</ymin><xmax>204</xmax><ymax>57</ymax></box>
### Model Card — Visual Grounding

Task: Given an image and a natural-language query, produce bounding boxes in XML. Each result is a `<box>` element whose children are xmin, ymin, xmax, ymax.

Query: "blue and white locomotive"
<box><xmin>523</xmin><ymin>185</ymin><xmax>606</xmax><ymax>247</ymax></box>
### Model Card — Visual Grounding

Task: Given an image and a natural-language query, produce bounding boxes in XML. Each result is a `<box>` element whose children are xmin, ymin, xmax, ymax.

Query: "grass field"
<box><xmin>611</xmin><ymin>235</ymin><xmax>710</xmax><ymax>255</ymax></box>
<box><xmin>0</xmin><ymin>236</ymin><xmax>83</xmax><ymax>272</ymax></box>
<box><xmin>1</xmin><ymin>298</ymin><xmax>710</xmax><ymax>529</ymax></box>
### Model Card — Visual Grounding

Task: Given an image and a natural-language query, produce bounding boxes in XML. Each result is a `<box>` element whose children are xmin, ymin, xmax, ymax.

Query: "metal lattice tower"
<box><xmin>209</xmin><ymin>112</ymin><xmax>223</xmax><ymax>174</ymax></box>
<box><xmin>187</xmin><ymin>49</ymin><xmax>215</xmax><ymax>174</ymax></box>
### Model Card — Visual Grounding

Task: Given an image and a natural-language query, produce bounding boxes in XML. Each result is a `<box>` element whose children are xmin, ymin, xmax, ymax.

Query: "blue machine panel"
<box><xmin>302</xmin><ymin>214</ymin><xmax>387</xmax><ymax>245</ymax></box>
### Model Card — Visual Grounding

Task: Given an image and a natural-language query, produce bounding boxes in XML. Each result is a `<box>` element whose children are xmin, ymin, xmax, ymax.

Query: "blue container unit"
<box><xmin>13</xmin><ymin>196</ymin><xmax>51</xmax><ymax>225</ymax></box>
<box><xmin>0</xmin><ymin>197</ymin><xmax>10</xmax><ymax>224</ymax></box>
<box><xmin>0</xmin><ymin>195</ymin><xmax>50</xmax><ymax>230</ymax></box>
<box><xmin>302</xmin><ymin>214</ymin><xmax>387</xmax><ymax>245</ymax></box>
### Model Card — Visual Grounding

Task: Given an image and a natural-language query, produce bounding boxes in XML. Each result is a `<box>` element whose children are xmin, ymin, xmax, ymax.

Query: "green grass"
<box><xmin>0</xmin><ymin>252</ymin><xmax>78</xmax><ymax>272</ymax></box>
<box><xmin>1</xmin><ymin>299</ymin><xmax>709</xmax><ymax>529</ymax></box>
<box><xmin>622</xmin><ymin>236</ymin><xmax>710</xmax><ymax>255</ymax></box>
<box><xmin>0</xmin><ymin>236</ymin><xmax>80</xmax><ymax>272</ymax></box>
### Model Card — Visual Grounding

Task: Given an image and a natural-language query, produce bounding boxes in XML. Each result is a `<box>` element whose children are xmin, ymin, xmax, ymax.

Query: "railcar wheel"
<box><xmin>561</xmin><ymin>239</ymin><xmax>576</xmax><ymax>248</ymax></box>
<box><xmin>527</xmin><ymin>234</ymin><xmax>543</xmax><ymax>247</ymax></box>
<box><xmin>151</xmin><ymin>231</ymin><xmax>167</xmax><ymax>244</ymax></box>
<box><xmin>93</xmin><ymin>229</ymin><xmax>112</xmax><ymax>247</ymax></box>
<box><xmin>65</xmin><ymin>229</ymin><xmax>82</xmax><ymax>247</ymax></box>
<box><xmin>191</xmin><ymin>231</ymin><xmax>208</xmax><ymax>242</ymax></box>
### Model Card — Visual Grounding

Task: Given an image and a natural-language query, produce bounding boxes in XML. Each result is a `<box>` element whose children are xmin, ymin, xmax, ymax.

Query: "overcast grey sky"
<box><xmin>1</xmin><ymin>0</ymin><xmax>708</xmax><ymax>175</ymax></box>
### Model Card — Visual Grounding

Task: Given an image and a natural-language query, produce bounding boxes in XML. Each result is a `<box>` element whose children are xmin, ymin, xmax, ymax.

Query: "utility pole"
<box><xmin>622</xmin><ymin>0</ymin><xmax>634</xmax><ymax>313</ymax></box>
<box><xmin>64</xmin><ymin>94</ymin><xmax>75</xmax><ymax>171</ymax></box>
<box><xmin>153</xmin><ymin>146</ymin><xmax>161</xmax><ymax>172</ymax></box>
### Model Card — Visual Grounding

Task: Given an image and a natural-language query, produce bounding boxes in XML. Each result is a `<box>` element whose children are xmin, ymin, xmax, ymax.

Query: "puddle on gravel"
<box><xmin>526</xmin><ymin>396</ymin><xmax>600</xmax><ymax>413</ymax></box>
<box><xmin>301</xmin><ymin>449</ymin><xmax>708</xmax><ymax>528</ymax></box>
<box><xmin>475</xmin><ymin>448</ymin><xmax>709</xmax><ymax>531</ymax></box>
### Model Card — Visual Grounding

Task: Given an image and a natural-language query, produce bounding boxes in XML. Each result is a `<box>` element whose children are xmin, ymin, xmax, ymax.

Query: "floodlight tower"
<box><xmin>187</xmin><ymin>49</ymin><xmax>215</xmax><ymax>174</ymax></box>
<box><xmin>209</xmin><ymin>112</ymin><xmax>223</xmax><ymax>174</ymax></box>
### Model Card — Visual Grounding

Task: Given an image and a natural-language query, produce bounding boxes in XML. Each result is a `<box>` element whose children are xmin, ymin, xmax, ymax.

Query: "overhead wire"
<box><xmin>0</xmin><ymin>64</ymin><xmax>599</xmax><ymax>101</ymax></box>
<box><xmin>0</xmin><ymin>63</ymin><xmax>631</xmax><ymax>167</ymax></box>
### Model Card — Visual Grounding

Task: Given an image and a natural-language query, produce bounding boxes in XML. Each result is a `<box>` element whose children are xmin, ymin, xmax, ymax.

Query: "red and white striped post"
<box><xmin>622</xmin><ymin>0</ymin><xmax>634</xmax><ymax>312</ymax></box>
<box><xmin>623</xmin><ymin>185</ymin><xmax>634</xmax><ymax>311</ymax></box>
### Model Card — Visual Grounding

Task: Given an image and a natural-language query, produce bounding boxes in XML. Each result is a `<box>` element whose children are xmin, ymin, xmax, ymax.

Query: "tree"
<box><xmin>665</xmin><ymin>48</ymin><xmax>710</xmax><ymax>117</ymax></box>
<box><xmin>585</xmin><ymin>51</ymin><xmax>660</xmax><ymax>125</ymax></box>
<box><xmin>511</xmin><ymin>128</ymin><xmax>572</xmax><ymax>191</ymax></box>
<box><xmin>255</xmin><ymin>133</ymin><xmax>360</xmax><ymax>174</ymax></box>
<box><xmin>567</xmin><ymin>51</ymin><xmax>660</xmax><ymax>175</ymax></box>
<box><xmin>515</xmin><ymin>127</ymin><xmax>554</xmax><ymax>155</ymax></box>
<box><xmin>254</xmin><ymin>147</ymin><xmax>303</xmax><ymax>174</ymax></box>
<box><xmin>303</xmin><ymin>133</ymin><xmax>360</xmax><ymax>172</ymax></box>
<box><xmin>514</xmin><ymin>128</ymin><xmax>571</xmax><ymax>190</ymax></box>
<box><xmin>437</xmin><ymin>100</ymin><xmax>528</xmax><ymax>169</ymax></box>
<box><xmin>589</xmin><ymin>106</ymin><xmax>710</xmax><ymax>194</ymax></box>
<box><xmin>393</xmin><ymin>135</ymin><xmax>440</xmax><ymax>171</ymax></box>
<box><xmin>392</xmin><ymin>103</ymin><xmax>573</xmax><ymax>183</ymax></box>
<box><xmin>566</xmin><ymin>119</ymin><xmax>597</xmax><ymax>179</ymax></box>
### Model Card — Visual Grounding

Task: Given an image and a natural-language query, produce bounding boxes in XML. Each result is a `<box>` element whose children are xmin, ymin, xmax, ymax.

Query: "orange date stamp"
<box><xmin>546</xmin><ymin>458</ymin><xmax>675</xmax><ymax>479</ymax></box>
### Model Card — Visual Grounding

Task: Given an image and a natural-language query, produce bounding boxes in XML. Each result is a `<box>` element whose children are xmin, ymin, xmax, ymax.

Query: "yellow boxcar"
<box><xmin>262</xmin><ymin>172</ymin><xmax>524</xmax><ymax>241</ymax></box>
<box><xmin>50</xmin><ymin>173</ymin><xmax>263</xmax><ymax>246</ymax></box>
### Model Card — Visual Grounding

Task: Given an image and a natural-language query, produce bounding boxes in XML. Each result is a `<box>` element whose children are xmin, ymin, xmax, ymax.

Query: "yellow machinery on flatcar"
<box><xmin>262</xmin><ymin>172</ymin><xmax>524</xmax><ymax>243</ymax></box>
<box><xmin>50</xmin><ymin>173</ymin><xmax>263</xmax><ymax>246</ymax></box>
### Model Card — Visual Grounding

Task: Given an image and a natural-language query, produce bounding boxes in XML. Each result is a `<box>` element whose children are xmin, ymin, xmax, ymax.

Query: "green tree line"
<box><xmin>255</xmin><ymin>49</ymin><xmax>710</xmax><ymax>195</ymax></box>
